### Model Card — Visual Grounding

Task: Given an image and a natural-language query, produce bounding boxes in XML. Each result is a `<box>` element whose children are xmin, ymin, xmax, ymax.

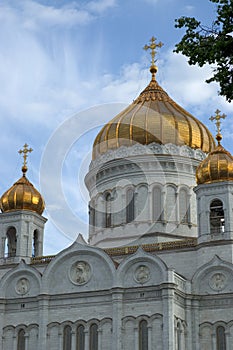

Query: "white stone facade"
<box><xmin>1</xmin><ymin>140</ymin><xmax>233</xmax><ymax>350</ymax></box>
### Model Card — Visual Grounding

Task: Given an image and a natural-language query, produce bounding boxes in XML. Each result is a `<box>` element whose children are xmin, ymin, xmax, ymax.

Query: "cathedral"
<box><xmin>0</xmin><ymin>38</ymin><xmax>233</xmax><ymax>350</ymax></box>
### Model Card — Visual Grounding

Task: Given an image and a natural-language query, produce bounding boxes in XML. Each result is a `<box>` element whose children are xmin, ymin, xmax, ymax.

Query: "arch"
<box><xmin>126</xmin><ymin>187</ymin><xmax>135</xmax><ymax>223</ymax></box>
<box><xmin>5</xmin><ymin>226</ymin><xmax>17</xmax><ymax>258</ymax></box>
<box><xmin>216</xmin><ymin>325</ymin><xmax>226</xmax><ymax>350</ymax></box>
<box><xmin>89</xmin><ymin>323</ymin><xmax>98</xmax><ymax>350</ymax></box>
<box><xmin>17</xmin><ymin>329</ymin><xmax>25</xmax><ymax>350</ymax></box>
<box><xmin>139</xmin><ymin>319</ymin><xmax>148</xmax><ymax>350</ymax></box>
<box><xmin>105</xmin><ymin>192</ymin><xmax>112</xmax><ymax>228</ymax></box>
<box><xmin>76</xmin><ymin>324</ymin><xmax>85</xmax><ymax>350</ymax></box>
<box><xmin>63</xmin><ymin>325</ymin><xmax>72</xmax><ymax>350</ymax></box>
<box><xmin>210</xmin><ymin>199</ymin><xmax>225</xmax><ymax>235</ymax></box>
<box><xmin>152</xmin><ymin>185</ymin><xmax>163</xmax><ymax>221</ymax></box>
<box><xmin>179</xmin><ymin>187</ymin><xmax>190</xmax><ymax>224</ymax></box>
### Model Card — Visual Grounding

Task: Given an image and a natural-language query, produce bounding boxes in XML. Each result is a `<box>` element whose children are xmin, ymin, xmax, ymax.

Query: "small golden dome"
<box><xmin>196</xmin><ymin>144</ymin><xmax>233</xmax><ymax>185</ymax></box>
<box><xmin>196</xmin><ymin>112</ymin><xmax>233</xmax><ymax>185</ymax></box>
<box><xmin>0</xmin><ymin>173</ymin><xmax>45</xmax><ymax>215</ymax></box>
<box><xmin>93</xmin><ymin>74</ymin><xmax>215</xmax><ymax>160</ymax></box>
<box><xmin>0</xmin><ymin>144</ymin><xmax>45</xmax><ymax>215</ymax></box>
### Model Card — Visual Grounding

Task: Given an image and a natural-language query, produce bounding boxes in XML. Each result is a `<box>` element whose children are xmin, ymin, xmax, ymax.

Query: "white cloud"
<box><xmin>87</xmin><ymin>0</ymin><xmax>117</xmax><ymax>14</ymax></box>
<box><xmin>22</xmin><ymin>1</ymin><xmax>93</xmax><ymax>28</ymax></box>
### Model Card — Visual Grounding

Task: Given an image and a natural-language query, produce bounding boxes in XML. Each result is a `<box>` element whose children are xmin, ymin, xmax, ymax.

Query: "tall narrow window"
<box><xmin>89</xmin><ymin>323</ymin><xmax>98</xmax><ymax>350</ymax></box>
<box><xmin>126</xmin><ymin>188</ymin><xmax>135</xmax><ymax>223</ymax></box>
<box><xmin>76</xmin><ymin>325</ymin><xmax>85</xmax><ymax>350</ymax></box>
<box><xmin>63</xmin><ymin>325</ymin><xmax>72</xmax><ymax>350</ymax></box>
<box><xmin>152</xmin><ymin>186</ymin><xmax>162</xmax><ymax>221</ymax></box>
<box><xmin>105</xmin><ymin>193</ymin><xmax>111</xmax><ymax>227</ymax></box>
<box><xmin>179</xmin><ymin>189</ymin><xmax>189</xmax><ymax>224</ymax></box>
<box><xmin>139</xmin><ymin>320</ymin><xmax>148</xmax><ymax>350</ymax></box>
<box><xmin>32</xmin><ymin>230</ymin><xmax>39</xmax><ymax>257</ymax></box>
<box><xmin>6</xmin><ymin>227</ymin><xmax>17</xmax><ymax>257</ymax></box>
<box><xmin>210</xmin><ymin>199</ymin><xmax>225</xmax><ymax>235</ymax></box>
<box><xmin>17</xmin><ymin>329</ymin><xmax>25</xmax><ymax>350</ymax></box>
<box><xmin>216</xmin><ymin>326</ymin><xmax>226</xmax><ymax>350</ymax></box>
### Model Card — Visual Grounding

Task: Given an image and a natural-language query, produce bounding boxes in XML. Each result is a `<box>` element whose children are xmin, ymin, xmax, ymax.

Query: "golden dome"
<box><xmin>0</xmin><ymin>172</ymin><xmax>45</xmax><ymax>215</ymax></box>
<box><xmin>196</xmin><ymin>127</ymin><xmax>233</xmax><ymax>185</ymax></box>
<box><xmin>93</xmin><ymin>72</ymin><xmax>215</xmax><ymax>160</ymax></box>
<box><xmin>0</xmin><ymin>144</ymin><xmax>45</xmax><ymax>215</ymax></box>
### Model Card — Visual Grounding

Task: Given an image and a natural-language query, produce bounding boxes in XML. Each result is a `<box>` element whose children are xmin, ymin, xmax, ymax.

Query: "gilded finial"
<box><xmin>209</xmin><ymin>109</ymin><xmax>226</xmax><ymax>145</ymax></box>
<box><xmin>18</xmin><ymin>143</ymin><xmax>33</xmax><ymax>175</ymax></box>
<box><xmin>143</xmin><ymin>36</ymin><xmax>163</xmax><ymax>78</ymax></box>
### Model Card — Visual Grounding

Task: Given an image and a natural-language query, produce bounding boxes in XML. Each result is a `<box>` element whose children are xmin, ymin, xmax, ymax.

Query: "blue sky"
<box><xmin>0</xmin><ymin>0</ymin><xmax>232</xmax><ymax>254</ymax></box>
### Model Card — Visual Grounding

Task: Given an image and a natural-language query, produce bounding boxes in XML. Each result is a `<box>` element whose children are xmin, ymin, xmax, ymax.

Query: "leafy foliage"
<box><xmin>174</xmin><ymin>0</ymin><xmax>233</xmax><ymax>102</ymax></box>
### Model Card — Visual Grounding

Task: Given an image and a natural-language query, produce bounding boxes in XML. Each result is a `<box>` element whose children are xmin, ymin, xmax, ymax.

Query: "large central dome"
<box><xmin>93</xmin><ymin>71</ymin><xmax>215</xmax><ymax>160</ymax></box>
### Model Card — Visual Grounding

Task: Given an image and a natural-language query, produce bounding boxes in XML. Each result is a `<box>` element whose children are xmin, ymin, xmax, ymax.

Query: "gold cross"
<box><xmin>18</xmin><ymin>143</ymin><xmax>33</xmax><ymax>168</ymax></box>
<box><xmin>209</xmin><ymin>109</ymin><xmax>226</xmax><ymax>135</ymax></box>
<box><xmin>143</xmin><ymin>36</ymin><xmax>163</xmax><ymax>66</ymax></box>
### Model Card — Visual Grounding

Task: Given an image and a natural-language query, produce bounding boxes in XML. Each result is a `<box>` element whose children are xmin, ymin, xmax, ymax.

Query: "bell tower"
<box><xmin>194</xmin><ymin>111</ymin><xmax>233</xmax><ymax>243</ymax></box>
<box><xmin>0</xmin><ymin>144</ymin><xmax>47</xmax><ymax>263</ymax></box>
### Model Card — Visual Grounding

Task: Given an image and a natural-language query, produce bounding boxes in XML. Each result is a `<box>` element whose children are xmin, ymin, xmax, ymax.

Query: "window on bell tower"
<box><xmin>210</xmin><ymin>199</ymin><xmax>225</xmax><ymax>235</ymax></box>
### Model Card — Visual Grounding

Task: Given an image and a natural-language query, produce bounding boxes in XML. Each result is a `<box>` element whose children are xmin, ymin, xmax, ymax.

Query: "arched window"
<box><xmin>89</xmin><ymin>323</ymin><xmax>98</xmax><ymax>350</ymax></box>
<box><xmin>126</xmin><ymin>188</ymin><xmax>135</xmax><ymax>223</ymax></box>
<box><xmin>6</xmin><ymin>227</ymin><xmax>17</xmax><ymax>257</ymax></box>
<box><xmin>32</xmin><ymin>230</ymin><xmax>39</xmax><ymax>257</ymax></box>
<box><xmin>139</xmin><ymin>320</ymin><xmax>148</xmax><ymax>350</ymax></box>
<box><xmin>152</xmin><ymin>186</ymin><xmax>163</xmax><ymax>221</ymax></box>
<box><xmin>210</xmin><ymin>199</ymin><xmax>225</xmax><ymax>235</ymax></box>
<box><xmin>105</xmin><ymin>193</ymin><xmax>112</xmax><ymax>227</ymax></box>
<box><xmin>17</xmin><ymin>329</ymin><xmax>25</xmax><ymax>350</ymax></box>
<box><xmin>179</xmin><ymin>189</ymin><xmax>190</xmax><ymax>224</ymax></box>
<box><xmin>216</xmin><ymin>326</ymin><xmax>226</xmax><ymax>350</ymax></box>
<box><xmin>63</xmin><ymin>325</ymin><xmax>72</xmax><ymax>350</ymax></box>
<box><xmin>76</xmin><ymin>325</ymin><xmax>85</xmax><ymax>350</ymax></box>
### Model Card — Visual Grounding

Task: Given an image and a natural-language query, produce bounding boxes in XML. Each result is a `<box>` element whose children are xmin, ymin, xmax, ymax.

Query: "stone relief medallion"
<box><xmin>134</xmin><ymin>265</ymin><xmax>150</xmax><ymax>284</ymax></box>
<box><xmin>16</xmin><ymin>278</ymin><xmax>30</xmax><ymax>295</ymax></box>
<box><xmin>209</xmin><ymin>272</ymin><xmax>227</xmax><ymax>291</ymax></box>
<box><xmin>70</xmin><ymin>261</ymin><xmax>91</xmax><ymax>285</ymax></box>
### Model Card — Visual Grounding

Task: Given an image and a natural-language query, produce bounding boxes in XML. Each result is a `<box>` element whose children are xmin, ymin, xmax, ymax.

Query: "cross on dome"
<box><xmin>143</xmin><ymin>36</ymin><xmax>163</xmax><ymax>77</ymax></box>
<box><xmin>209</xmin><ymin>110</ymin><xmax>227</xmax><ymax>145</ymax></box>
<box><xmin>18</xmin><ymin>143</ymin><xmax>33</xmax><ymax>175</ymax></box>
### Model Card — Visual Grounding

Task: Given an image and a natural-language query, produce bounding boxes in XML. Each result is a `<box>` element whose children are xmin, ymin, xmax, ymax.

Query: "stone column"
<box><xmin>225</xmin><ymin>331</ymin><xmax>231</xmax><ymax>350</ymax></box>
<box><xmin>134</xmin><ymin>327</ymin><xmax>139</xmax><ymax>349</ymax></box>
<box><xmin>162</xmin><ymin>287</ymin><xmax>175</xmax><ymax>350</ymax></box>
<box><xmin>12</xmin><ymin>335</ymin><xmax>17</xmax><ymax>350</ymax></box>
<box><xmin>185</xmin><ymin>298</ymin><xmax>192</xmax><ymax>350</ymax></box>
<box><xmin>98</xmin><ymin>328</ymin><xmax>102</xmax><ymax>350</ymax></box>
<box><xmin>84</xmin><ymin>329</ymin><xmax>89</xmax><ymax>350</ymax></box>
<box><xmin>211</xmin><ymin>332</ymin><xmax>215</xmax><ymax>350</ymax></box>
<box><xmin>58</xmin><ymin>331</ymin><xmax>63</xmax><ymax>350</ymax></box>
<box><xmin>0</xmin><ymin>302</ymin><xmax>5</xmax><ymax>350</ymax></box>
<box><xmin>192</xmin><ymin>299</ymin><xmax>200</xmax><ymax>350</ymax></box>
<box><xmin>38</xmin><ymin>296</ymin><xmax>49</xmax><ymax>350</ymax></box>
<box><xmin>148</xmin><ymin>325</ymin><xmax>152</xmax><ymax>350</ymax></box>
<box><xmin>71</xmin><ymin>330</ymin><xmax>76</xmax><ymax>350</ymax></box>
<box><xmin>111</xmin><ymin>289</ymin><xmax>123</xmax><ymax>350</ymax></box>
<box><xmin>25</xmin><ymin>332</ymin><xmax>29</xmax><ymax>350</ymax></box>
